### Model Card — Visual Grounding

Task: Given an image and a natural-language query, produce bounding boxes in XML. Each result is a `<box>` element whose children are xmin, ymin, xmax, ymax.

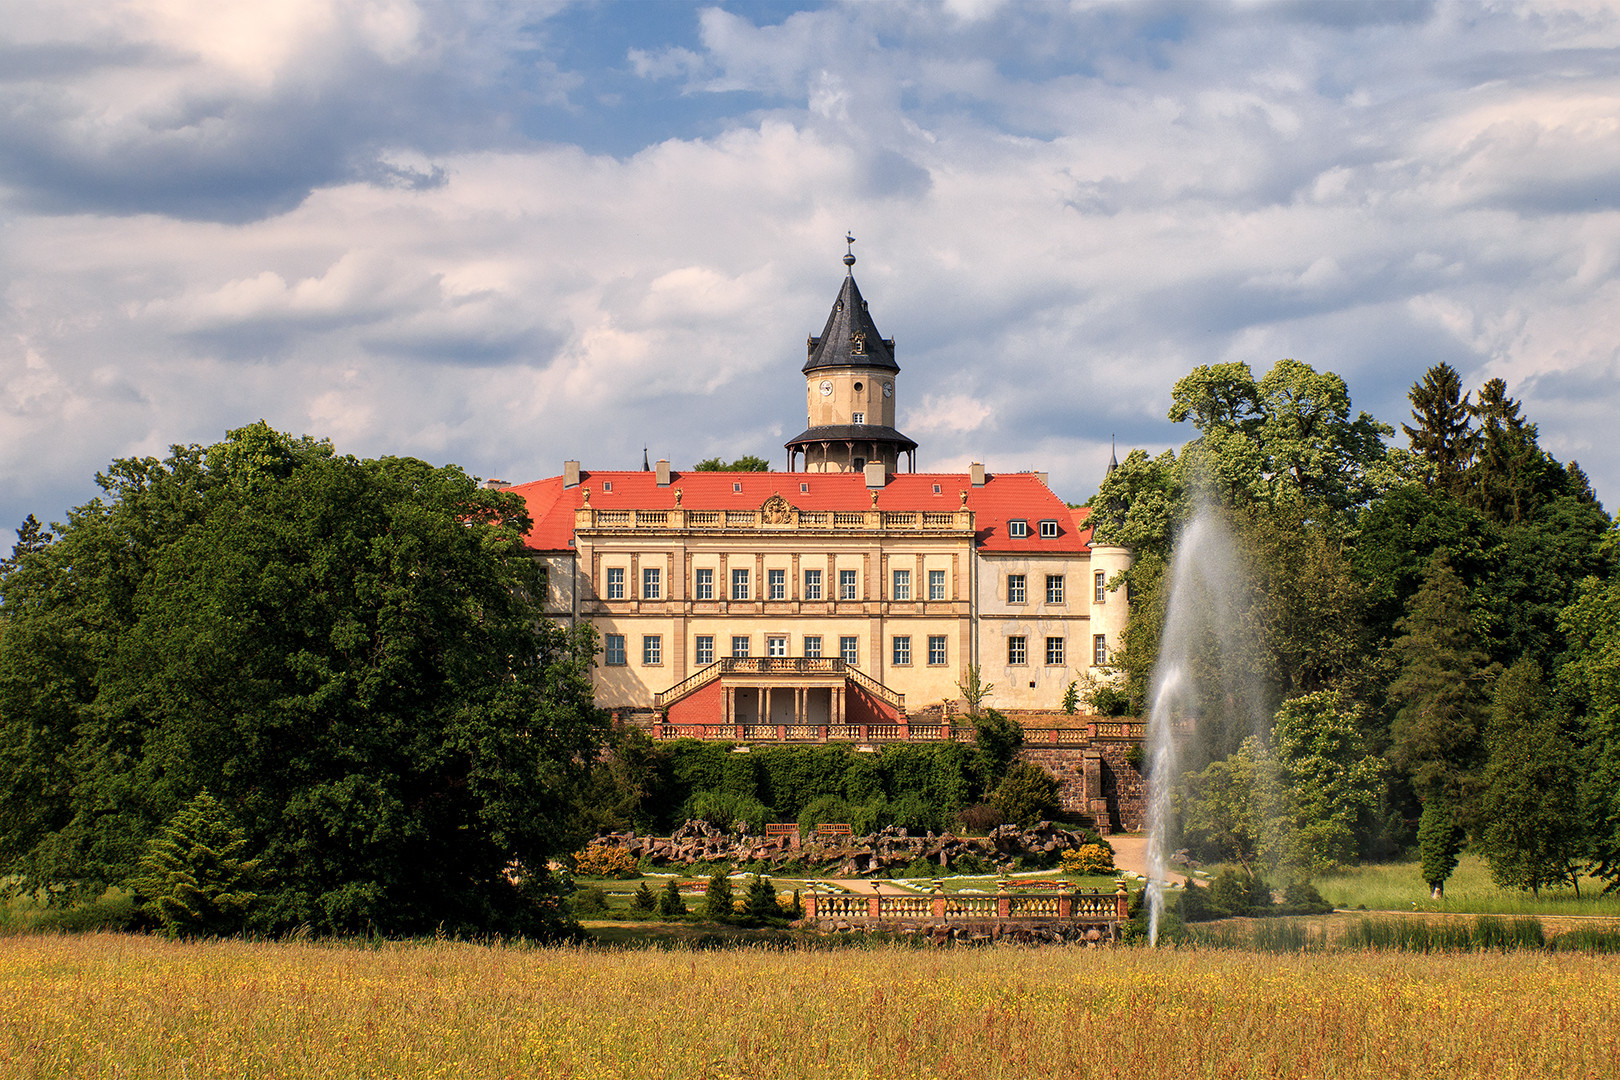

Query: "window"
<box><xmin>839</xmin><ymin>569</ymin><xmax>858</xmax><ymax>600</ymax></box>
<box><xmin>1094</xmin><ymin>634</ymin><xmax>1108</xmax><ymax>666</ymax></box>
<box><xmin>694</xmin><ymin>568</ymin><xmax>713</xmax><ymax>600</ymax></box>
<box><xmin>731</xmin><ymin>635</ymin><xmax>750</xmax><ymax>658</ymax></box>
<box><xmin>852</xmin><ymin>412</ymin><xmax>865</xmax><ymax>425</ymax></box>
<box><xmin>853</xmin><ymin>457</ymin><xmax>866</xmax><ymax>472</ymax></box>
<box><xmin>767</xmin><ymin>635</ymin><xmax>788</xmax><ymax>658</ymax></box>
<box><xmin>1008</xmin><ymin>636</ymin><xmax>1027</xmax><ymax>665</ymax></box>
<box><xmin>767</xmin><ymin>568</ymin><xmax>786</xmax><ymax>600</ymax></box>
<box><xmin>1008</xmin><ymin>519</ymin><xmax>1028</xmax><ymax>538</ymax></box>
<box><xmin>1095</xmin><ymin>570</ymin><xmax>1107</xmax><ymax>603</ymax></box>
<box><xmin>642</xmin><ymin>567</ymin><xmax>661</xmax><ymax>599</ymax></box>
<box><xmin>892</xmin><ymin>636</ymin><xmax>911</xmax><ymax>665</ymax></box>
<box><xmin>927</xmin><ymin>635</ymin><xmax>948</xmax><ymax>666</ymax></box>
<box><xmin>1007</xmin><ymin>574</ymin><xmax>1026</xmax><ymax>603</ymax></box>
<box><xmin>695</xmin><ymin>635</ymin><xmax>715</xmax><ymax>665</ymax></box>
<box><xmin>604</xmin><ymin>634</ymin><xmax>626</xmax><ymax>665</ymax></box>
<box><xmin>800</xmin><ymin>482</ymin><xmax>809</xmax><ymax>492</ymax></box>
<box><xmin>1046</xmin><ymin>575</ymin><xmax>1064</xmax><ymax>604</ymax></box>
<box><xmin>804</xmin><ymin>569</ymin><xmax>823</xmax><ymax>600</ymax></box>
<box><xmin>1045</xmin><ymin>637</ymin><xmax>1064</xmax><ymax>665</ymax></box>
<box><xmin>929</xmin><ymin>569</ymin><xmax>947</xmax><ymax>601</ymax></box>
<box><xmin>804</xmin><ymin>635</ymin><xmax>822</xmax><ymax>659</ymax></box>
<box><xmin>732</xmin><ymin>481</ymin><xmax>742</xmax><ymax>492</ymax></box>
<box><xmin>605</xmin><ymin>567</ymin><xmax>625</xmax><ymax>600</ymax></box>
<box><xmin>840</xmin><ymin>636</ymin><xmax>859</xmax><ymax>665</ymax></box>
<box><xmin>731</xmin><ymin>568</ymin><xmax>750</xmax><ymax>600</ymax></box>
<box><xmin>892</xmin><ymin>569</ymin><xmax>910</xmax><ymax>601</ymax></box>
<box><xmin>602</xmin><ymin>481</ymin><xmax>612</xmax><ymax>492</ymax></box>
<box><xmin>643</xmin><ymin>635</ymin><xmax>662</xmax><ymax>665</ymax></box>
<box><xmin>932</xmin><ymin>483</ymin><xmax>941</xmax><ymax>494</ymax></box>
<box><xmin>1039</xmin><ymin>519</ymin><xmax>1058</xmax><ymax>538</ymax></box>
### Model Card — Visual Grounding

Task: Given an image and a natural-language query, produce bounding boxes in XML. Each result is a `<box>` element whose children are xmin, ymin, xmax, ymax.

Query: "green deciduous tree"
<box><xmin>1478</xmin><ymin>660</ymin><xmax>1581</xmax><ymax>896</ymax></box>
<box><xmin>1559</xmin><ymin>567</ymin><xmax>1620</xmax><ymax>891</ymax></box>
<box><xmin>692</xmin><ymin>456</ymin><xmax>771</xmax><ymax>472</ymax></box>
<box><xmin>1180</xmin><ymin>736</ymin><xmax>1286</xmax><ymax>873</ymax></box>
<box><xmin>1273</xmin><ymin>692</ymin><xmax>1384</xmax><ymax>873</ymax></box>
<box><xmin>129</xmin><ymin>790</ymin><xmax>262</xmax><ymax>938</ymax></box>
<box><xmin>658</xmin><ymin>878</ymin><xmax>686</xmax><ymax>917</ymax></box>
<box><xmin>1418</xmin><ymin>799</ymin><xmax>1464</xmax><ymax>899</ymax></box>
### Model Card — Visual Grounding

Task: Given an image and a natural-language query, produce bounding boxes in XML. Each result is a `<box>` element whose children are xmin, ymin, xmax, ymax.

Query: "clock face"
<box><xmin>820</xmin><ymin>380</ymin><xmax>833</xmax><ymax>396</ymax></box>
<box><xmin>882</xmin><ymin>382</ymin><xmax>893</xmax><ymax>398</ymax></box>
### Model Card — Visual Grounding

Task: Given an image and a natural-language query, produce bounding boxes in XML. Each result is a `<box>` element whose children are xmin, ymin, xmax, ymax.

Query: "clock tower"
<box><xmin>784</xmin><ymin>240</ymin><xmax>918</xmax><ymax>474</ymax></box>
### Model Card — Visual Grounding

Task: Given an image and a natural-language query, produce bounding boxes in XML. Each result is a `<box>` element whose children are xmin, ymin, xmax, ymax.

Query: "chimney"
<box><xmin>1035</xmin><ymin>471</ymin><xmax>1048</xmax><ymax>487</ymax></box>
<box><xmin>970</xmin><ymin>462</ymin><xmax>986</xmax><ymax>487</ymax></box>
<box><xmin>864</xmin><ymin>461</ymin><xmax>887</xmax><ymax>489</ymax></box>
<box><xmin>655</xmin><ymin>459</ymin><xmax>671</xmax><ymax>486</ymax></box>
<box><xmin>563</xmin><ymin>460</ymin><xmax>581</xmax><ymax>488</ymax></box>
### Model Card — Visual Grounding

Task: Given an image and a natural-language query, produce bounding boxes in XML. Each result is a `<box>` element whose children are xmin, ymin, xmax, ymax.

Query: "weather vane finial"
<box><xmin>843</xmin><ymin>232</ymin><xmax>856</xmax><ymax>271</ymax></box>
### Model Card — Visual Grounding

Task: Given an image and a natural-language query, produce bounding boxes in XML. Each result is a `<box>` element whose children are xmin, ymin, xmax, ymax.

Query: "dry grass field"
<box><xmin>2</xmin><ymin>933</ymin><xmax>1617</xmax><ymax>1079</ymax></box>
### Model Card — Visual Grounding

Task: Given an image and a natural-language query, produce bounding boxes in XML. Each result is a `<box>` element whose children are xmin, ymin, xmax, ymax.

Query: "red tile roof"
<box><xmin>502</xmin><ymin>470</ymin><xmax>1092</xmax><ymax>554</ymax></box>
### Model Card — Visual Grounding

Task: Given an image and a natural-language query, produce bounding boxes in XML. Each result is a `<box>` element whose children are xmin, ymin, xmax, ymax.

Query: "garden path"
<box><xmin>1109</xmin><ymin>835</ymin><xmax>1187</xmax><ymax>886</ymax></box>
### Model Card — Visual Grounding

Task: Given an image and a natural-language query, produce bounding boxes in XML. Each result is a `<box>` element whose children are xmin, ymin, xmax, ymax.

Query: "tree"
<box><xmin>988</xmin><ymin>761</ymin><xmax>1060</xmax><ymax>828</ymax></box>
<box><xmin>702</xmin><ymin>869</ymin><xmax>734</xmax><ymax>921</ymax></box>
<box><xmin>1272</xmin><ymin>692</ymin><xmax>1383</xmax><ymax>873</ymax></box>
<box><xmin>744</xmin><ymin>873</ymin><xmax>780</xmax><ymax>919</ymax></box>
<box><xmin>0</xmin><ymin>514</ymin><xmax>52</xmax><ymax>578</ymax></box>
<box><xmin>692</xmin><ymin>456</ymin><xmax>771</xmax><ymax>472</ymax></box>
<box><xmin>1559</xmin><ymin>569</ymin><xmax>1620</xmax><ymax>892</ymax></box>
<box><xmin>128</xmin><ymin>791</ymin><xmax>262</xmax><ymax>938</ymax></box>
<box><xmin>0</xmin><ymin>422</ymin><xmax>607</xmax><ymax>936</ymax></box>
<box><xmin>1417</xmin><ymin>800</ymin><xmax>1463</xmax><ymax>899</ymax></box>
<box><xmin>1388</xmin><ymin>554</ymin><xmax>1492</xmax><ymax>809</ymax></box>
<box><xmin>973</xmin><ymin>708</ymin><xmax>1023</xmax><ymax>780</ymax></box>
<box><xmin>1061</xmin><ymin>681</ymin><xmax>1080</xmax><ymax>715</ymax></box>
<box><xmin>658</xmin><ymin>878</ymin><xmax>686</xmax><ymax>917</ymax></box>
<box><xmin>957</xmin><ymin>664</ymin><xmax>994</xmax><ymax>718</ymax></box>
<box><xmin>632</xmin><ymin>881</ymin><xmax>657</xmax><ymax>912</ymax></box>
<box><xmin>1403</xmin><ymin>363</ymin><xmax>1477</xmax><ymax>499</ymax></box>
<box><xmin>1478</xmin><ymin>660</ymin><xmax>1581</xmax><ymax>896</ymax></box>
<box><xmin>1180</xmin><ymin>736</ymin><xmax>1287</xmax><ymax>872</ymax></box>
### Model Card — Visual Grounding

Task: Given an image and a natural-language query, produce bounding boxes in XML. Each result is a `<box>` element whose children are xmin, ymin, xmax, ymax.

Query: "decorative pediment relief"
<box><xmin>761</xmin><ymin>493</ymin><xmax>794</xmax><ymax>525</ymax></box>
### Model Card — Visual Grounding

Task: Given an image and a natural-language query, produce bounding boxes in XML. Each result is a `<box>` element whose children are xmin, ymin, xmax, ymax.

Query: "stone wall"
<box><xmin>1015</xmin><ymin>741</ymin><xmax>1145</xmax><ymax>833</ymax></box>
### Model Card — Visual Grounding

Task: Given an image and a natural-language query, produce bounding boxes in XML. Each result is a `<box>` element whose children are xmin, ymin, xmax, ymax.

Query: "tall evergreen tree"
<box><xmin>1402</xmin><ymin>363</ymin><xmax>1477</xmax><ymax>499</ymax></box>
<box><xmin>129</xmin><ymin>790</ymin><xmax>262</xmax><ymax>938</ymax></box>
<box><xmin>1470</xmin><ymin>378</ymin><xmax>1550</xmax><ymax>525</ymax></box>
<box><xmin>1478</xmin><ymin>659</ymin><xmax>1581</xmax><ymax>896</ymax></box>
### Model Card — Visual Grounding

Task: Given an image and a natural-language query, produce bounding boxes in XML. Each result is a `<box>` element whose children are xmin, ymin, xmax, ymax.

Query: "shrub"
<box><xmin>955</xmin><ymin>804</ymin><xmax>1004</xmax><ymax>835</ymax></box>
<box><xmin>1209</xmin><ymin>869</ymin><xmax>1248</xmax><ymax>917</ymax></box>
<box><xmin>128</xmin><ymin>790</ymin><xmax>262</xmax><ymax>939</ymax></box>
<box><xmin>989</xmin><ymin>762</ymin><xmax>1061</xmax><ymax>828</ymax></box>
<box><xmin>702</xmin><ymin>871</ymin><xmax>733</xmax><ymax>921</ymax></box>
<box><xmin>574</xmin><ymin>886</ymin><xmax>609</xmax><ymax>915</ymax></box>
<box><xmin>658</xmin><ymin>879</ymin><xmax>686</xmax><ymax>917</ymax></box>
<box><xmin>1060</xmin><ymin>843</ymin><xmax>1116</xmax><ymax>876</ymax></box>
<box><xmin>1279</xmin><ymin>881</ymin><xmax>1332</xmax><ymax>916</ymax></box>
<box><xmin>903</xmin><ymin>856</ymin><xmax>940</xmax><ymax>879</ymax></box>
<box><xmin>631</xmin><ymin>882</ymin><xmax>657</xmax><ymax>912</ymax></box>
<box><xmin>974</xmin><ymin>709</ymin><xmax>1024</xmax><ymax>778</ymax></box>
<box><xmin>1062</xmin><ymin>681</ymin><xmax>1080</xmax><ymax>715</ymax></box>
<box><xmin>573</xmin><ymin>844</ymin><xmax>640</xmax><ymax>879</ymax></box>
<box><xmin>950</xmin><ymin>852</ymin><xmax>996</xmax><ymax>875</ymax></box>
<box><xmin>1124</xmin><ymin>743</ymin><xmax>1145</xmax><ymax>772</ymax></box>
<box><xmin>1176</xmin><ymin>878</ymin><xmax>1217</xmax><ymax>923</ymax></box>
<box><xmin>745</xmin><ymin>875</ymin><xmax>780</xmax><ymax>920</ymax></box>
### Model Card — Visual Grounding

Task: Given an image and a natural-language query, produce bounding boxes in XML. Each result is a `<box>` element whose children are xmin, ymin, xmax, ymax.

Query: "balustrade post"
<box><xmin>1115</xmin><ymin>880</ymin><xmax>1129</xmax><ymax>920</ymax></box>
<box><xmin>868</xmin><ymin>894</ymin><xmax>882</xmax><ymax>920</ymax></box>
<box><xmin>1059</xmin><ymin>886</ymin><xmax>1073</xmax><ymax>919</ymax></box>
<box><xmin>804</xmin><ymin>886</ymin><xmax>817</xmax><ymax>921</ymax></box>
<box><xmin>777</xmin><ymin>724</ymin><xmax>786</xmax><ymax>741</ymax></box>
<box><xmin>931</xmin><ymin>879</ymin><xmax>946</xmax><ymax>919</ymax></box>
<box><xmin>996</xmin><ymin>879</ymin><xmax>1010</xmax><ymax>919</ymax></box>
<box><xmin>860</xmin><ymin>724</ymin><xmax>869</xmax><ymax>741</ymax></box>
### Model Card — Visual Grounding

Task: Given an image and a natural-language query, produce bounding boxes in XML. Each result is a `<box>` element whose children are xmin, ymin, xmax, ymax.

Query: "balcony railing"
<box><xmin>576</xmin><ymin>507</ymin><xmax>973</xmax><ymax>534</ymax></box>
<box><xmin>652</xmin><ymin>657</ymin><xmax>904</xmax><ymax>711</ymax></box>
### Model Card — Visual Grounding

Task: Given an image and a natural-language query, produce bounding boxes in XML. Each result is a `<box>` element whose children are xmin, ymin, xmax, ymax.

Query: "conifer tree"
<box><xmin>129</xmin><ymin>790</ymin><xmax>262</xmax><ymax>938</ymax></box>
<box><xmin>1479</xmin><ymin>659</ymin><xmax>1581</xmax><ymax>896</ymax></box>
<box><xmin>632</xmin><ymin>881</ymin><xmax>657</xmax><ymax>911</ymax></box>
<box><xmin>745</xmin><ymin>873</ymin><xmax>780</xmax><ymax>919</ymax></box>
<box><xmin>1403</xmin><ymin>363</ymin><xmax>1477</xmax><ymax>499</ymax></box>
<box><xmin>658</xmin><ymin>878</ymin><xmax>686</xmax><ymax>917</ymax></box>
<box><xmin>1417</xmin><ymin>799</ymin><xmax>1463</xmax><ymax>899</ymax></box>
<box><xmin>702</xmin><ymin>869</ymin><xmax>733</xmax><ymax>921</ymax></box>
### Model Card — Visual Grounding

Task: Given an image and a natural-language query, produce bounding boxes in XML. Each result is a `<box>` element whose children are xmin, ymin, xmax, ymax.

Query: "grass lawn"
<box><xmin>1312</xmin><ymin>854</ymin><xmax>1620</xmax><ymax>916</ymax></box>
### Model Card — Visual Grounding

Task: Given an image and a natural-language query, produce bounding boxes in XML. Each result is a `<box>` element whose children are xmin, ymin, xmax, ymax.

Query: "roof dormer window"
<box><xmin>1039</xmin><ymin>520</ymin><xmax>1058</xmax><ymax>538</ymax></box>
<box><xmin>800</xmin><ymin>482</ymin><xmax>809</xmax><ymax>493</ymax></box>
<box><xmin>1008</xmin><ymin>519</ymin><xmax>1028</xmax><ymax>539</ymax></box>
<box><xmin>733</xmin><ymin>481</ymin><xmax>742</xmax><ymax>493</ymax></box>
<box><xmin>852</xmin><ymin>412</ymin><xmax>865</xmax><ymax>425</ymax></box>
<box><xmin>602</xmin><ymin>481</ymin><xmax>612</xmax><ymax>493</ymax></box>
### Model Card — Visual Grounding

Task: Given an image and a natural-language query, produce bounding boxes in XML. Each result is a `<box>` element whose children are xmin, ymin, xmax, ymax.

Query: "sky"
<box><xmin>3</xmin><ymin>0</ymin><xmax>1619</xmax><ymax>534</ymax></box>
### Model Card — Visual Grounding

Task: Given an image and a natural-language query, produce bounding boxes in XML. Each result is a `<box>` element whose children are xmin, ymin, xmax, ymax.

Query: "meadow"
<box><xmin>4</xmin><ymin>933</ymin><xmax>1619</xmax><ymax>1079</ymax></box>
<box><xmin>1311</xmin><ymin>854</ymin><xmax>1620</xmax><ymax>917</ymax></box>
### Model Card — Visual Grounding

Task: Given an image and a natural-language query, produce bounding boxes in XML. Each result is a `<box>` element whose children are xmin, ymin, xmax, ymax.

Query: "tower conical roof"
<box><xmin>803</xmin><ymin>274</ymin><xmax>898</xmax><ymax>373</ymax></box>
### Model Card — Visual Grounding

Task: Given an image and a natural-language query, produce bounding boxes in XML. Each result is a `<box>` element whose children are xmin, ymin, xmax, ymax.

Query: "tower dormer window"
<box><xmin>852</xmin><ymin>412</ymin><xmax>865</xmax><ymax>425</ymax></box>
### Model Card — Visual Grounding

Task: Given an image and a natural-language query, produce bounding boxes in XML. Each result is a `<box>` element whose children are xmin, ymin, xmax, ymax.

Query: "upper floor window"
<box><xmin>840</xmin><ymin>636</ymin><xmax>859</xmax><ymax>665</ymax></box>
<box><xmin>804</xmin><ymin>569</ymin><xmax>823</xmax><ymax>600</ymax></box>
<box><xmin>604</xmin><ymin>634</ymin><xmax>626</xmax><ymax>666</ymax></box>
<box><xmin>767</xmin><ymin>635</ymin><xmax>788</xmax><ymax>658</ymax></box>
<box><xmin>1039</xmin><ymin>520</ymin><xmax>1058</xmax><ymax>538</ymax></box>
<box><xmin>1008</xmin><ymin>519</ymin><xmax>1029</xmax><ymax>539</ymax></box>
<box><xmin>605</xmin><ymin>567</ymin><xmax>625</xmax><ymax>600</ymax></box>
<box><xmin>892</xmin><ymin>569</ymin><xmax>911</xmax><ymax>601</ymax></box>
<box><xmin>731</xmin><ymin>635</ymin><xmax>750</xmax><ymax>658</ymax></box>
<box><xmin>768</xmin><ymin>568</ymin><xmax>786</xmax><ymax>600</ymax></box>
<box><xmin>1093</xmin><ymin>634</ymin><xmax>1108</xmax><ymax>666</ymax></box>
<box><xmin>839</xmin><ymin>569</ymin><xmax>858</xmax><ymax>600</ymax></box>
<box><xmin>695</xmin><ymin>635</ymin><xmax>715</xmax><ymax>665</ymax></box>
<box><xmin>642</xmin><ymin>567</ymin><xmax>661</xmax><ymax>600</ymax></box>
<box><xmin>1095</xmin><ymin>570</ymin><xmax>1107</xmax><ymax>603</ymax></box>
<box><xmin>731</xmin><ymin>568</ymin><xmax>750</xmax><ymax>600</ymax></box>
<box><xmin>694</xmin><ymin>567</ymin><xmax>713</xmax><ymax>600</ymax></box>
<box><xmin>928</xmin><ymin>569</ymin><xmax>947</xmax><ymax>601</ymax></box>
<box><xmin>1046</xmin><ymin>575</ymin><xmax>1064</xmax><ymax>604</ymax></box>
<box><xmin>892</xmin><ymin>636</ymin><xmax>911</xmax><ymax>666</ymax></box>
<box><xmin>927</xmin><ymin>635</ymin><xmax>948</xmax><ymax>666</ymax></box>
<box><xmin>732</xmin><ymin>481</ymin><xmax>742</xmax><ymax>492</ymax></box>
<box><xmin>804</xmin><ymin>635</ymin><xmax>822</xmax><ymax>659</ymax></box>
<box><xmin>1007</xmin><ymin>574</ymin><xmax>1026</xmax><ymax>604</ymax></box>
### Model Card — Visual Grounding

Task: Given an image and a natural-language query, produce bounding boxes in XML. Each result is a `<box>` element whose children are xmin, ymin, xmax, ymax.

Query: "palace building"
<box><xmin>503</xmin><ymin>248</ymin><xmax>1130</xmax><ymax>730</ymax></box>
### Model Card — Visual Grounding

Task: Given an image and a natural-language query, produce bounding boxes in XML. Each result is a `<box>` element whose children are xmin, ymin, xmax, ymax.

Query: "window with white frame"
<box><xmin>768</xmin><ymin>568</ymin><xmax>786</xmax><ymax>600</ymax></box>
<box><xmin>767</xmin><ymin>635</ymin><xmax>788</xmax><ymax>658</ymax></box>
<box><xmin>1045</xmin><ymin>637</ymin><xmax>1064</xmax><ymax>665</ymax></box>
<box><xmin>642</xmin><ymin>567</ymin><xmax>661</xmax><ymax>599</ymax></box>
<box><xmin>839</xmin><ymin>569</ymin><xmax>858</xmax><ymax>600</ymax></box>
<box><xmin>1008</xmin><ymin>636</ymin><xmax>1027</xmax><ymax>665</ymax></box>
<box><xmin>852</xmin><ymin>412</ymin><xmax>865</xmax><ymax>425</ymax></box>
<box><xmin>1039</xmin><ymin>519</ymin><xmax>1058</xmax><ymax>538</ymax></box>
<box><xmin>1007</xmin><ymin>574</ymin><xmax>1026</xmax><ymax>603</ymax></box>
<box><xmin>694</xmin><ymin>568</ymin><xmax>713</xmax><ymax>600</ymax></box>
<box><xmin>1093</xmin><ymin>634</ymin><xmax>1108</xmax><ymax>666</ymax></box>
<box><xmin>604</xmin><ymin>634</ymin><xmax>626</xmax><ymax>665</ymax></box>
<box><xmin>927</xmin><ymin>635</ymin><xmax>948</xmax><ymax>666</ymax></box>
<box><xmin>1095</xmin><ymin>570</ymin><xmax>1107</xmax><ymax>603</ymax></box>
<box><xmin>892</xmin><ymin>568</ymin><xmax>910</xmax><ymax>600</ymax></box>
<box><xmin>1046</xmin><ymin>575</ymin><xmax>1064</xmax><ymax>604</ymax></box>
<box><xmin>605</xmin><ymin>567</ymin><xmax>625</xmax><ymax>600</ymax></box>
<box><xmin>695</xmin><ymin>635</ymin><xmax>715</xmax><ymax>665</ymax></box>
<box><xmin>892</xmin><ymin>636</ymin><xmax>911</xmax><ymax>665</ymax></box>
<box><xmin>731</xmin><ymin>635</ymin><xmax>750</xmax><ymax>658</ymax></box>
<box><xmin>643</xmin><ymin>635</ymin><xmax>662</xmax><ymax>665</ymax></box>
<box><xmin>804</xmin><ymin>635</ymin><xmax>822</xmax><ymax>659</ymax></box>
<box><xmin>804</xmin><ymin>568</ymin><xmax>823</xmax><ymax>600</ymax></box>
<box><xmin>1008</xmin><ymin>519</ymin><xmax>1028</xmax><ymax>538</ymax></box>
<box><xmin>840</xmin><ymin>636</ymin><xmax>859</xmax><ymax>665</ymax></box>
<box><xmin>928</xmin><ymin>569</ymin><xmax>947</xmax><ymax>600</ymax></box>
<box><xmin>731</xmin><ymin>568</ymin><xmax>750</xmax><ymax>600</ymax></box>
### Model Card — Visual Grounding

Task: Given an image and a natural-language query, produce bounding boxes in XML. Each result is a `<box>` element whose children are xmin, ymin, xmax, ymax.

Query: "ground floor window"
<box><xmin>928</xmin><ymin>635</ymin><xmax>948</xmax><ymax>665</ymax></box>
<box><xmin>892</xmin><ymin>636</ymin><xmax>911</xmax><ymax>665</ymax></box>
<box><xmin>731</xmin><ymin>635</ymin><xmax>750</xmax><ymax>658</ymax></box>
<box><xmin>840</xmin><ymin>636</ymin><xmax>859</xmax><ymax>665</ymax></box>
<box><xmin>604</xmin><ymin>634</ymin><xmax>626</xmax><ymax>666</ymax></box>
<box><xmin>643</xmin><ymin>635</ymin><xmax>662</xmax><ymax>665</ymax></box>
<box><xmin>695</xmin><ymin>635</ymin><xmax>714</xmax><ymax>665</ymax></box>
<box><xmin>804</xmin><ymin>635</ymin><xmax>822</xmax><ymax>658</ymax></box>
<box><xmin>1093</xmin><ymin>634</ymin><xmax>1107</xmax><ymax>666</ymax></box>
<box><xmin>1007</xmin><ymin>635</ymin><xmax>1027</xmax><ymax>665</ymax></box>
<box><xmin>1045</xmin><ymin>636</ymin><xmax>1064</xmax><ymax>665</ymax></box>
<box><xmin>767</xmin><ymin>635</ymin><xmax>788</xmax><ymax>658</ymax></box>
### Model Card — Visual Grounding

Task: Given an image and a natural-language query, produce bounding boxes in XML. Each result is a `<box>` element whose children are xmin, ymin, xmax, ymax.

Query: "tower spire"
<box><xmin>843</xmin><ymin>233</ymin><xmax>856</xmax><ymax>273</ymax></box>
